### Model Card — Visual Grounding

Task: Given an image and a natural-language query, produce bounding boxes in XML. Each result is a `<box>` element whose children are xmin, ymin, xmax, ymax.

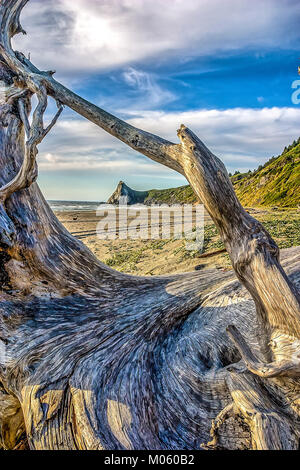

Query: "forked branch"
<box><xmin>0</xmin><ymin>86</ymin><xmax>63</xmax><ymax>203</ymax></box>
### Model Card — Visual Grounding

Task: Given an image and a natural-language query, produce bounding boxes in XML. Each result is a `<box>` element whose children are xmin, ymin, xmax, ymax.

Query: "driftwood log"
<box><xmin>0</xmin><ymin>0</ymin><xmax>299</xmax><ymax>451</ymax></box>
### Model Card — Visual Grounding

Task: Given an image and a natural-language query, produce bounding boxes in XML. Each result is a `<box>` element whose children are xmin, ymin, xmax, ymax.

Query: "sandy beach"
<box><xmin>54</xmin><ymin>208</ymin><xmax>229</xmax><ymax>275</ymax></box>
<box><xmin>55</xmin><ymin>206</ymin><xmax>300</xmax><ymax>276</ymax></box>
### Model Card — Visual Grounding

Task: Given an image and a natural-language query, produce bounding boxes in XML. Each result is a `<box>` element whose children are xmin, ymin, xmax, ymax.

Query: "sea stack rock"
<box><xmin>107</xmin><ymin>181</ymin><xmax>149</xmax><ymax>205</ymax></box>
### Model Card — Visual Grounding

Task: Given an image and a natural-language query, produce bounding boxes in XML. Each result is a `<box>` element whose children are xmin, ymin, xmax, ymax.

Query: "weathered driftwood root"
<box><xmin>0</xmin><ymin>0</ymin><xmax>299</xmax><ymax>450</ymax></box>
<box><xmin>204</xmin><ymin>368</ymin><xmax>300</xmax><ymax>450</ymax></box>
<box><xmin>227</xmin><ymin>325</ymin><xmax>300</xmax><ymax>378</ymax></box>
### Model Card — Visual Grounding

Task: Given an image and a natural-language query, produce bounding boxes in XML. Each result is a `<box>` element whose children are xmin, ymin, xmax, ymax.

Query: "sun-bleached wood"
<box><xmin>0</xmin><ymin>0</ymin><xmax>299</xmax><ymax>450</ymax></box>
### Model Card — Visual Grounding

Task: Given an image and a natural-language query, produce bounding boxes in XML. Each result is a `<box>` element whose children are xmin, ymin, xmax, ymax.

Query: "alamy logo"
<box><xmin>291</xmin><ymin>80</ymin><xmax>300</xmax><ymax>105</ymax></box>
<box><xmin>0</xmin><ymin>340</ymin><xmax>6</xmax><ymax>366</ymax></box>
<box><xmin>96</xmin><ymin>199</ymin><xmax>204</xmax><ymax>251</ymax></box>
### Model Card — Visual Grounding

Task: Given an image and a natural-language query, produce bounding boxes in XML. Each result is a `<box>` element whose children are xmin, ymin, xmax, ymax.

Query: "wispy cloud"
<box><xmin>122</xmin><ymin>67</ymin><xmax>175</xmax><ymax>107</ymax></box>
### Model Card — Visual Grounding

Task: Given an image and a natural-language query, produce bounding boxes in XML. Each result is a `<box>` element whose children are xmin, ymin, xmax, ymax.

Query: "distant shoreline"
<box><xmin>48</xmin><ymin>200</ymin><xmax>105</xmax><ymax>212</ymax></box>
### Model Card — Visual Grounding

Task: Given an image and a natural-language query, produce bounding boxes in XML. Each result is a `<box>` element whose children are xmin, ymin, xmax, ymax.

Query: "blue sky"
<box><xmin>12</xmin><ymin>0</ymin><xmax>300</xmax><ymax>201</ymax></box>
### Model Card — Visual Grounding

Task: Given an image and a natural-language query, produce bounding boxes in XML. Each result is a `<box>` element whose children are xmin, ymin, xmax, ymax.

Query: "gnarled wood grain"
<box><xmin>0</xmin><ymin>0</ymin><xmax>299</xmax><ymax>450</ymax></box>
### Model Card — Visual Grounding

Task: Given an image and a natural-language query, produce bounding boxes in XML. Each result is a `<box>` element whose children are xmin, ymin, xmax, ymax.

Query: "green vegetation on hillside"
<box><xmin>234</xmin><ymin>139</ymin><xmax>300</xmax><ymax>207</ymax></box>
<box><xmin>140</xmin><ymin>139</ymin><xmax>300</xmax><ymax>208</ymax></box>
<box><xmin>145</xmin><ymin>185</ymin><xmax>197</xmax><ymax>205</ymax></box>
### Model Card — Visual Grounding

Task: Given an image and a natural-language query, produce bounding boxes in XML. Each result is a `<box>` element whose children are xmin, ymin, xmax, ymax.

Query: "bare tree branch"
<box><xmin>41</xmin><ymin>102</ymin><xmax>63</xmax><ymax>140</ymax></box>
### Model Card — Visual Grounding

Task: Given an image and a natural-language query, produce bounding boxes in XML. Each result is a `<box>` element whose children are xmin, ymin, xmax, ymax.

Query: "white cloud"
<box><xmin>37</xmin><ymin>107</ymin><xmax>300</xmax><ymax>175</ymax></box>
<box><xmin>12</xmin><ymin>0</ymin><xmax>300</xmax><ymax>75</ymax></box>
<box><xmin>126</xmin><ymin>107</ymin><xmax>300</xmax><ymax>168</ymax></box>
<box><xmin>38</xmin><ymin>117</ymin><xmax>175</xmax><ymax>177</ymax></box>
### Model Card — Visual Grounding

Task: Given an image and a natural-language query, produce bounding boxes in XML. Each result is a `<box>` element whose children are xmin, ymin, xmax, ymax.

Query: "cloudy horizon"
<box><xmin>12</xmin><ymin>0</ymin><xmax>300</xmax><ymax>201</ymax></box>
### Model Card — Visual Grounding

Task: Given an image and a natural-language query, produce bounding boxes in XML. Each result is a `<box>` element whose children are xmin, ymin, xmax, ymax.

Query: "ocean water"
<box><xmin>48</xmin><ymin>200</ymin><xmax>104</xmax><ymax>212</ymax></box>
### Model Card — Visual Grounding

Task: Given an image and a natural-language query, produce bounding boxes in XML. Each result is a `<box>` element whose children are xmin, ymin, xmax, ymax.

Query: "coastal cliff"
<box><xmin>107</xmin><ymin>181</ymin><xmax>149</xmax><ymax>204</ymax></box>
<box><xmin>107</xmin><ymin>181</ymin><xmax>198</xmax><ymax>205</ymax></box>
